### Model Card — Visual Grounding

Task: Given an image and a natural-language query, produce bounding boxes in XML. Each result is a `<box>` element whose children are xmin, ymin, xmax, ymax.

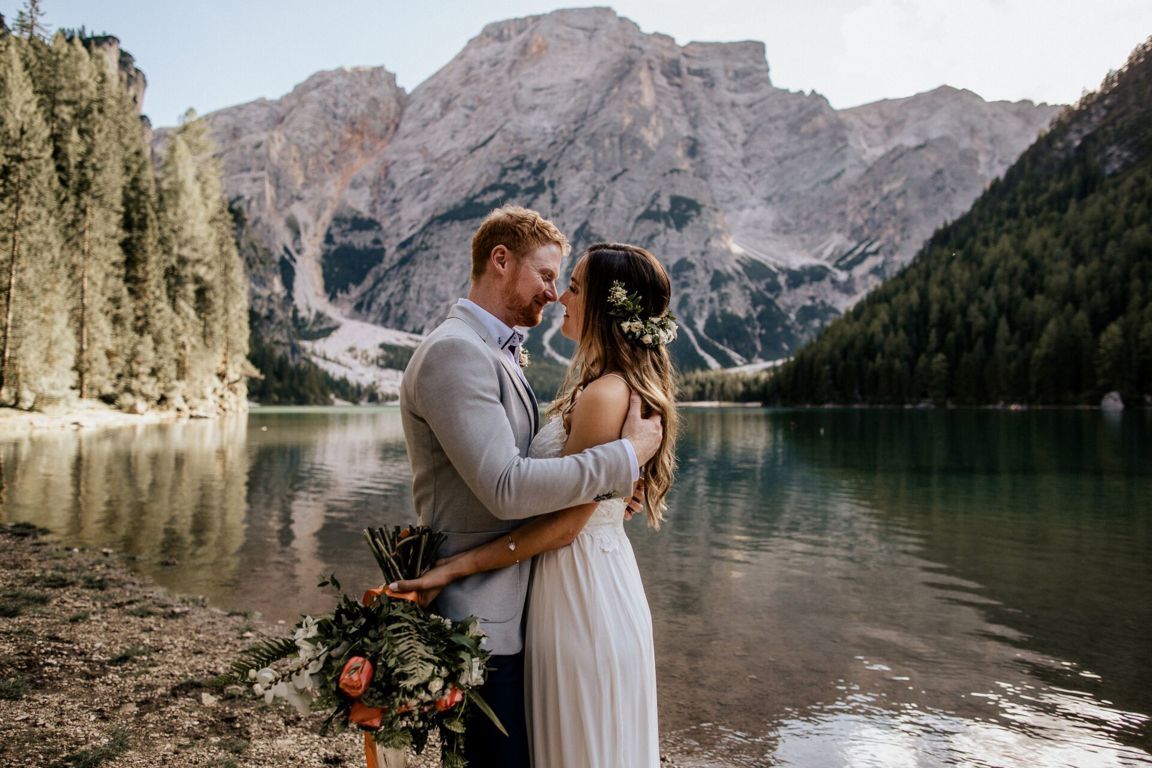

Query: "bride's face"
<box><xmin>558</xmin><ymin>257</ymin><xmax>587</xmax><ymax>342</ymax></box>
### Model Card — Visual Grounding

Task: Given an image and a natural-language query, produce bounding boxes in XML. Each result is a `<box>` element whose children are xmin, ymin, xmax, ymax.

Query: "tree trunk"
<box><xmin>78</xmin><ymin>202</ymin><xmax>90</xmax><ymax>399</ymax></box>
<box><xmin>1</xmin><ymin>164</ymin><xmax>25</xmax><ymax>395</ymax></box>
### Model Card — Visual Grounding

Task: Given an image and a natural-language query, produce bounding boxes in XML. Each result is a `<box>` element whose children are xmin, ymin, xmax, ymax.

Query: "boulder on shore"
<box><xmin>1101</xmin><ymin>391</ymin><xmax>1124</xmax><ymax>411</ymax></box>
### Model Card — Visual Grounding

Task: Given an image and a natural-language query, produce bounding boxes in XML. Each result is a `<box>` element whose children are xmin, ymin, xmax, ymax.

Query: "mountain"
<box><xmin>768</xmin><ymin>37</ymin><xmax>1152</xmax><ymax>407</ymax></box>
<box><xmin>199</xmin><ymin>7</ymin><xmax>1058</xmax><ymax>392</ymax></box>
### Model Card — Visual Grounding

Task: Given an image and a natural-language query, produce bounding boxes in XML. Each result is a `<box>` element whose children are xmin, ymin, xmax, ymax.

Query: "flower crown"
<box><xmin>606</xmin><ymin>280</ymin><xmax>678</xmax><ymax>348</ymax></box>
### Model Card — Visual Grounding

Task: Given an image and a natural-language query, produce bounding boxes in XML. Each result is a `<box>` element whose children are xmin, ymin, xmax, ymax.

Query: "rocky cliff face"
<box><xmin>201</xmin><ymin>7</ymin><xmax>1060</xmax><ymax>383</ymax></box>
<box><xmin>84</xmin><ymin>35</ymin><xmax>148</xmax><ymax>114</ymax></box>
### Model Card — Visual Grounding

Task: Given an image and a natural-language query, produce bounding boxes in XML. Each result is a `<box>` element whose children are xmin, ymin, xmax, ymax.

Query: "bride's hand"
<box><xmin>387</xmin><ymin>554</ymin><xmax>466</xmax><ymax>608</ymax></box>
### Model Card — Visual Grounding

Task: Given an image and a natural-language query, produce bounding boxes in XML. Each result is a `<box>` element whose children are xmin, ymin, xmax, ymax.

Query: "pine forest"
<box><xmin>0</xmin><ymin>13</ymin><xmax>250</xmax><ymax>416</ymax></box>
<box><xmin>766</xmin><ymin>38</ymin><xmax>1152</xmax><ymax>407</ymax></box>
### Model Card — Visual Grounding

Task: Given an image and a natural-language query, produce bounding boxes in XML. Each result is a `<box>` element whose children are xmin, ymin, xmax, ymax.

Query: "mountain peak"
<box><xmin>478</xmin><ymin>6</ymin><xmax>638</xmax><ymax>39</ymax></box>
<box><xmin>198</xmin><ymin>10</ymin><xmax>1061</xmax><ymax>389</ymax></box>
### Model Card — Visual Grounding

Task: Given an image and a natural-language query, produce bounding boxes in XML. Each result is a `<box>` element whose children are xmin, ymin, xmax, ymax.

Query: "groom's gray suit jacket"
<box><xmin>400</xmin><ymin>301</ymin><xmax>634</xmax><ymax>655</ymax></box>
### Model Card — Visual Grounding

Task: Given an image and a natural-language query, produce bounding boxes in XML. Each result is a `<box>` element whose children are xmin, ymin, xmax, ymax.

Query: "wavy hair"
<box><xmin>549</xmin><ymin>243</ymin><xmax>679</xmax><ymax>527</ymax></box>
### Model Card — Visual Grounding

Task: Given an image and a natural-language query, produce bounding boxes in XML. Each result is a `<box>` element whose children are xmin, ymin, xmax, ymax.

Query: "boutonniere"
<box><xmin>518</xmin><ymin>347</ymin><xmax>530</xmax><ymax>368</ymax></box>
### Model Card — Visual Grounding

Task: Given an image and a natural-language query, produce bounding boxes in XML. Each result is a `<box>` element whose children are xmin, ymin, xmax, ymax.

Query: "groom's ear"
<box><xmin>490</xmin><ymin>244</ymin><xmax>511</xmax><ymax>274</ymax></box>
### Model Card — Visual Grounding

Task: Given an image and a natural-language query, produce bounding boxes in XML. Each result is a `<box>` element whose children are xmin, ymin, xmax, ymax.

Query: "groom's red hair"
<box><xmin>471</xmin><ymin>206</ymin><xmax>570</xmax><ymax>280</ymax></box>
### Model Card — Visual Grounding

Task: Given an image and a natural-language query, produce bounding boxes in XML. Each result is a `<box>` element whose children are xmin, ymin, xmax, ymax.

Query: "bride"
<box><xmin>392</xmin><ymin>242</ymin><xmax>679</xmax><ymax>767</ymax></box>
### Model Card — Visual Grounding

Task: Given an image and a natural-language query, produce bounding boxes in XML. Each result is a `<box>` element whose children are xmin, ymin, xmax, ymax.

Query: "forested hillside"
<box><xmin>769</xmin><ymin>37</ymin><xmax>1152</xmax><ymax>407</ymax></box>
<box><xmin>0</xmin><ymin>9</ymin><xmax>249</xmax><ymax>415</ymax></box>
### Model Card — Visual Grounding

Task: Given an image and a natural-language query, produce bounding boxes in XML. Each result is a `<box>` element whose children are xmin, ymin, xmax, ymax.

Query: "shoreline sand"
<box><xmin>0</xmin><ymin>526</ymin><xmax>724</xmax><ymax>767</ymax></box>
<box><xmin>3</xmin><ymin>398</ymin><xmax>1137</xmax><ymax>439</ymax></box>
<box><xmin>0</xmin><ymin>403</ymin><xmax>181</xmax><ymax>437</ymax></box>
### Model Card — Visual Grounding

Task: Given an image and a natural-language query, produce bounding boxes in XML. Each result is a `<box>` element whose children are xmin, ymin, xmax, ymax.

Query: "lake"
<box><xmin>1</xmin><ymin>407</ymin><xmax>1149</xmax><ymax>767</ymax></box>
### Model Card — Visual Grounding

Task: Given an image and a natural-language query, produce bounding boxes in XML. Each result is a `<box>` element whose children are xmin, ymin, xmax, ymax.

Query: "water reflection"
<box><xmin>236</xmin><ymin>408</ymin><xmax>415</xmax><ymax>620</ymax></box>
<box><xmin>0</xmin><ymin>406</ymin><xmax>1149</xmax><ymax>766</ymax></box>
<box><xmin>637</xmin><ymin>408</ymin><xmax>1151</xmax><ymax>765</ymax></box>
<box><xmin>0</xmin><ymin>417</ymin><xmax>250</xmax><ymax>596</ymax></box>
<box><xmin>0</xmin><ymin>409</ymin><xmax>415</xmax><ymax>616</ymax></box>
<box><xmin>770</xmin><ymin>409</ymin><xmax>1152</xmax><ymax>749</ymax></box>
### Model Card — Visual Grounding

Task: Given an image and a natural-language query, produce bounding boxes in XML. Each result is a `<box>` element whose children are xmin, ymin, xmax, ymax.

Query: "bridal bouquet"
<box><xmin>231</xmin><ymin>526</ymin><xmax>503</xmax><ymax>768</ymax></box>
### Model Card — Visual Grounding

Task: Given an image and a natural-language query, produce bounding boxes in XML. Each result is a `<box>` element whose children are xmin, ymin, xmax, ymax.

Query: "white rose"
<box><xmin>293</xmin><ymin>616</ymin><xmax>319</xmax><ymax>647</ymax></box>
<box><xmin>281</xmin><ymin>683</ymin><xmax>312</xmax><ymax>715</ymax></box>
<box><xmin>268</xmin><ymin>680</ymin><xmax>290</xmax><ymax>705</ymax></box>
<box><xmin>291</xmin><ymin>668</ymin><xmax>313</xmax><ymax>691</ymax></box>
<box><xmin>428</xmin><ymin>677</ymin><xmax>444</xmax><ymax>694</ymax></box>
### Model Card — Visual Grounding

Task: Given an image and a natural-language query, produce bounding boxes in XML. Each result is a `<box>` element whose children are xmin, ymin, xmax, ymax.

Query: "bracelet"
<box><xmin>506</xmin><ymin>535</ymin><xmax>519</xmax><ymax>563</ymax></box>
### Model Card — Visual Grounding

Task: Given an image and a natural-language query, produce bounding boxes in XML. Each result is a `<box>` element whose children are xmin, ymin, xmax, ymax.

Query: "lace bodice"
<box><xmin>529</xmin><ymin>419</ymin><xmax>627</xmax><ymax>536</ymax></box>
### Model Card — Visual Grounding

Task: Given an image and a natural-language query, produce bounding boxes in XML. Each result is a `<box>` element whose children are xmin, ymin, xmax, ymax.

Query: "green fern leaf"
<box><xmin>229</xmin><ymin>636</ymin><xmax>298</xmax><ymax>680</ymax></box>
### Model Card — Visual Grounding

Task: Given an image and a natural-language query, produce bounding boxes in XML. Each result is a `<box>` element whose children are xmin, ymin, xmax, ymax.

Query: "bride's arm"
<box><xmin>389</xmin><ymin>376</ymin><xmax>631</xmax><ymax>599</ymax></box>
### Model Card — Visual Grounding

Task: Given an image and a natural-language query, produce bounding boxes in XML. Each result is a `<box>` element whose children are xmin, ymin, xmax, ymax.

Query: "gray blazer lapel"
<box><xmin>446</xmin><ymin>303</ymin><xmax>539</xmax><ymax>434</ymax></box>
<box><xmin>498</xmin><ymin>352</ymin><xmax>539</xmax><ymax>435</ymax></box>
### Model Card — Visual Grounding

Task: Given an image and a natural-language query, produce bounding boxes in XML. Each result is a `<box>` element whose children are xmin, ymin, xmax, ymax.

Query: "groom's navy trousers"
<box><xmin>466</xmin><ymin>651</ymin><xmax>530</xmax><ymax>768</ymax></box>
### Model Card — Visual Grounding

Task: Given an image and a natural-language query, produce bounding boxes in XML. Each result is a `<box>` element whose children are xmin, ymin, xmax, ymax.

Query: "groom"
<box><xmin>399</xmin><ymin>206</ymin><xmax>662</xmax><ymax>768</ymax></box>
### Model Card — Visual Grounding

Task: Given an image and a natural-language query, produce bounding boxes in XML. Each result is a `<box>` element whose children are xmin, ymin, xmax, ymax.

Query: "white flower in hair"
<box><xmin>605</xmin><ymin>279</ymin><xmax>678</xmax><ymax>349</ymax></box>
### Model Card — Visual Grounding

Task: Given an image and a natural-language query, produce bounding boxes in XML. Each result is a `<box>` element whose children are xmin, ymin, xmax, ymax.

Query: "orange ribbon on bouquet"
<box><xmin>364</xmin><ymin>732</ymin><xmax>382</xmax><ymax>768</ymax></box>
<box><xmin>362</xmin><ymin>584</ymin><xmax>419</xmax><ymax>606</ymax></box>
<box><xmin>355</xmin><ymin>585</ymin><xmax>418</xmax><ymax>768</ymax></box>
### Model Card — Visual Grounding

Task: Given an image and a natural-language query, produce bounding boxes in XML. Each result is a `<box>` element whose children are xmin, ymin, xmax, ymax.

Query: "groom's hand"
<box><xmin>621</xmin><ymin>392</ymin><xmax>663</xmax><ymax>466</ymax></box>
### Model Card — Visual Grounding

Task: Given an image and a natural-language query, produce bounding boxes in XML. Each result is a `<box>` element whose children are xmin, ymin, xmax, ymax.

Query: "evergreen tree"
<box><xmin>155</xmin><ymin>111</ymin><xmax>250</xmax><ymax>412</ymax></box>
<box><xmin>13</xmin><ymin>0</ymin><xmax>48</xmax><ymax>41</ymax></box>
<box><xmin>1096</xmin><ymin>320</ymin><xmax>1128</xmax><ymax>391</ymax></box>
<box><xmin>49</xmin><ymin>35</ymin><xmax>125</xmax><ymax>399</ymax></box>
<box><xmin>0</xmin><ymin>39</ymin><xmax>72</xmax><ymax>405</ymax></box>
<box><xmin>176</xmin><ymin>111</ymin><xmax>250</xmax><ymax>409</ymax></box>
<box><xmin>157</xmin><ymin>129</ymin><xmax>215</xmax><ymax>407</ymax></box>
<box><xmin>116</xmin><ymin>82</ymin><xmax>171</xmax><ymax>408</ymax></box>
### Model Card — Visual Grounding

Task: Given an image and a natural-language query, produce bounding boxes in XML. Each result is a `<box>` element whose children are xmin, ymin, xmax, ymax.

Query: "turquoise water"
<box><xmin>2</xmin><ymin>407</ymin><xmax>1149</xmax><ymax>767</ymax></box>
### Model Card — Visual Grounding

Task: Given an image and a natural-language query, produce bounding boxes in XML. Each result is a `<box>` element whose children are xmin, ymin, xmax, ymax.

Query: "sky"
<box><xmin>12</xmin><ymin>0</ymin><xmax>1152</xmax><ymax>128</ymax></box>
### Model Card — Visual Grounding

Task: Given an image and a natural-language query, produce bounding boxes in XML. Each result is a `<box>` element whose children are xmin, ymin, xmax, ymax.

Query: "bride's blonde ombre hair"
<box><xmin>549</xmin><ymin>243</ymin><xmax>680</xmax><ymax>528</ymax></box>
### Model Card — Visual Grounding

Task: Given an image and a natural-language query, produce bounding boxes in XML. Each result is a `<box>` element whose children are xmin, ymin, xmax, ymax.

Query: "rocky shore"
<box><xmin>0</xmin><ymin>525</ymin><xmax>715</xmax><ymax>767</ymax></box>
<box><xmin>0</xmin><ymin>523</ymin><xmax>401</xmax><ymax>767</ymax></box>
<box><xmin>0</xmin><ymin>403</ymin><xmax>178</xmax><ymax>437</ymax></box>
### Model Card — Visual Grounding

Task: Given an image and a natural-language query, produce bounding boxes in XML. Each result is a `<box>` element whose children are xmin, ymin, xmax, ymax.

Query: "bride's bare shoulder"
<box><xmin>571</xmin><ymin>374</ymin><xmax>630</xmax><ymax>419</ymax></box>
<box><xmin>584</xmin><ymin>372</ymin><xmax>630</xmax><ymax>397</ymax></box>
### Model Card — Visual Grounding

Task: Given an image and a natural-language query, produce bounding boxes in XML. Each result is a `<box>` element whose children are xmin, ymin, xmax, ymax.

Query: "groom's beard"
<box><xmin>502</xmin><ymin>293</ymin><xmax>550</xmax><ymax>328</ymax></box>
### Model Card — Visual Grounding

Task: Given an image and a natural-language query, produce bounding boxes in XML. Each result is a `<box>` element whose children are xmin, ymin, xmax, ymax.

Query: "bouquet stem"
<box><xmin>366</xmin><ymin>733</ymin><xmax>408</xmax><ymax>768</ymax></box>
<box><xmin>364</xmin><ymin>526</ymin><xmax>446</xmax><ymax>586</ymax></box>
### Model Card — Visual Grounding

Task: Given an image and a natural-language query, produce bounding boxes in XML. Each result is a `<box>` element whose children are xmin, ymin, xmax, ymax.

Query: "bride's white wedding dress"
<box><xmin>524</xmin><ymin>417</ymin><xmax>660</xmax><ymax>768</ymax></box>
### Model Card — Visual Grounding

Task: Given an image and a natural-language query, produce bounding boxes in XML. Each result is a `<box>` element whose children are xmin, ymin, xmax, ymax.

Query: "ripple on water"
<box><xmin>664</xmin><ymin>691</ymin><xmax>1152</xmax><ymax>768</ymax></box>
